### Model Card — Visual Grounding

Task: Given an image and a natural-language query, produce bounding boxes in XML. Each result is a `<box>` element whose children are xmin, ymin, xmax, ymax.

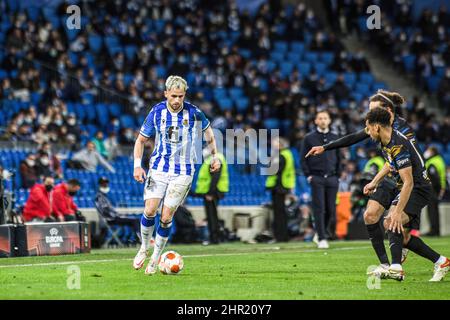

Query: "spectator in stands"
<box><xmin>35</xmin><ymin>150</ymin><xmax>53</xmax><ymax>180</ymax></box>
<box><xmin>22</xmin><ymin>175</ymin><xmax>56</xmax><ymax>222</ymax></box>
<box><xmin>92</xmin><ymin>131</ymin><xmax>109</xmax><ymax>159</ymax></box>
<box><xmin>68</xmin><ymin>141</ymin><xmax>116</xmax><ymax>173</ymax></box>
<box><xmin>424</xmin><ymin>146</ymin><xmax>447</xmax><ymax>236</ymax></box>
<box><xmin>94</xmin><ymin>177</ymin><xmax>140</xmax><ymax>242</ymax></box>
<box><xmin>20</xmin><ymin>153</ymin><xmax>39</xmax><ymax>189</ymax></box>
<box><xmin>39</xmin><ymin>142</ymin><xmax>63</xmax><ymax>179</ymax></box>
<box><xmin>52</xmin><ymin>179</ymin><xmax>84</xmax><ymax>222</ymax></box>
<box><xmin>104</xmin><ymin>131</ymin><xmax>120</xmax><ymax>161</ymax></box>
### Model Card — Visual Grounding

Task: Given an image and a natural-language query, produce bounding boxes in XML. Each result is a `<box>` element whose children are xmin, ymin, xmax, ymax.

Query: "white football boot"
<box><xmin>133</xmin><ymin>248</ymin><xmax>148</xmax><ymax>270</ymax></box>
<box><xmin>317</xmin><ymin>239</ymin><xmax>329</xmax><ymax>249</ymax></box>
<box><xmin>144</xmin><ymin>256</ymin><xmax>159</xmax><ymax>275</ymax></box>
<box><xmin>386</xmin><ymin>264</ymin><xmax>405</xmax><ymax>281</ymax></box>
<box><xmin>367</xmin><ymin>263</ymin><xmax>390</xmax><ymax>279</ymax></box>
<box><xmin>429</xmin><ymin>257</ymin><xmax>450</xmax><ymax>282</ymax></box>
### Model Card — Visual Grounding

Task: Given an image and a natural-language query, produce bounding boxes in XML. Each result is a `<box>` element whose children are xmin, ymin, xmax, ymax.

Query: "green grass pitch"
<box><xmin>1</xmin><ymin>237</ymin><xmax>449</xmax><ymax>300</ymax></box>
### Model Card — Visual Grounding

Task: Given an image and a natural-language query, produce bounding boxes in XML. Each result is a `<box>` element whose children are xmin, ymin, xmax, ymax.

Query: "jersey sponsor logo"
<box><xmin>166</xmin><ymin>126</ymin><xmax>181</xmax><ymax>143</ymax></box>
<box><xmin>396</xmin><ymin>158</ymin><xmax>409</xmax><ymax>167</ymax></box>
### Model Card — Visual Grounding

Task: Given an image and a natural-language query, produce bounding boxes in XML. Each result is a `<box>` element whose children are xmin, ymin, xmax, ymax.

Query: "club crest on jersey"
<box><xmin>183</xmin><ymin>118</ymin><xmax>189</xmax><ymax>127</ymax></box>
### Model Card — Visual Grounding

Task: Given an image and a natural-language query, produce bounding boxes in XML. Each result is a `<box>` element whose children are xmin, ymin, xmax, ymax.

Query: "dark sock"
<box><xmin>387</xmin><ymin>230</ymin><xmax>403</xmax><ymax>265</ymax></box>
<box><xmin>405</xmin><ymin>236</ymin><xmax>440</xmax><ymax>263</ymax></box>
<box><xmin>366</xmin><ymin>223</ymin><xmax>389</xmax><ymax>265</ymax></box>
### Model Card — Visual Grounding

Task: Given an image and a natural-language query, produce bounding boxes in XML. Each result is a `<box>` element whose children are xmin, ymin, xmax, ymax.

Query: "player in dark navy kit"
<box><xmin>364</xmin><ymin>107</ymin><xmax>449</xmax><ymax>281</ymax></box>
<box><xmin>305</xmin><ymin>90</ymin><xmax>411</xmax><ymax>271</ymax></box>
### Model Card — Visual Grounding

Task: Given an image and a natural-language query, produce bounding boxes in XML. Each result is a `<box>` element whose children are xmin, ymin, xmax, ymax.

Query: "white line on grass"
<box><xmin>0</xmin><ymin>245</ymin><xmax>371</xmax><ymax>269</ymax></box>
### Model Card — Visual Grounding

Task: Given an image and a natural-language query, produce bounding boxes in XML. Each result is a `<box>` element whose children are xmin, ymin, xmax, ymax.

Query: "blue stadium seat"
<box><xmin>343</xmin><ymin>72</ymin><xmax>357</xmax><ymax>87</ymax></box>
<box><xmin>125</xmin><ymin>45</ymin><xmax>137</xmax><ymax>61</ymax></box>
<box><xmin>217</xmin><ymin>98</ymin><xmax>233</xmax><ymax>111</ymax></box>
<box><xmin>290</xmin><ymin>41</ymin><xmax>305</xmax><ymax>54</ymax></box>
<box><xmin>280</xmin><ymin>62</ymin><xmax>294</xmax><ymax>77</ymax></box>
<box><xmin>270</xmin><ymin>52</ymin><xmax>284</xmax><ymax>62</ymax></box>
<box><xmin>263</xmin><ymin>118</ymin><xmax>280</xmax><ymax>130</ymax></box>
<box><xmin>324</xmin><ymin>72</ymin><xmax>338</xmax><ymax>85</ymax></box>
<box><xmin>314</xmin><ymin>62</ymin><xmax>326</xmax><ymax>76</ymax></box>
<box><xmin>359</xmin><ymin>72</ymin><xmax>375</xmax><ymax>85</ymax></box>
<box><xmin>120</xmin><ymin>115</ymin><xmax>135</xmax><ymax>128</ymax></box>
<box><xmin>402</xmin><ymin>54</ymin><xmax>416</xmax><ymax>73</ymax></box>
<box><xmin>304</xmin><ymin>52</ymin><xmax>319</xmax><ymax>63</ymax></box>
<box><xmin>235</xmin><ymin>97</ymin><xmax>249</xmax><ymax>112</ymax></box>
<box><xmin>355</xmin><ymin>83</ymin><xmax>371</xmax><ymax>96</ymax></box>
<box><xmin>426</xmin><ymin>75</ymin><xmax>441</xmax><ymax>92</ymax></box>
<box><xmin>273</xmin><ymin>41</ymin><xmax>288</xmax><ymax>53</ymax></box>
<box><xmin>297</xmin><ymin>62</ymin><xmax>311</xmax><ymax>76</ymax></box>
<box><xmin>229</xmin><ymin>87</ymin><xmax>243</xmax><ymax>99</ymax></box>
<box><xmin>88</xmin><ymin>35</ymin><xmax>103</xmax><ymax>53</ymax></box>
<box><xmin>372</xmin><ymin>81</ymin><xmax>388</xmax><ymax>91</ymax></box>
<box><xmin>287</xmin><ymin>52</ymin><xmax>302</xmax><ymax>63</ymax></box>
<box><xmin>213</xmin><ymin>88</ymin><xmax>227</xmax><ymax>100</ymax></box>
<box><xmin>320</xmin><ymin>52</ymin><xmax>334</xmax><ymax>66</ymax></box>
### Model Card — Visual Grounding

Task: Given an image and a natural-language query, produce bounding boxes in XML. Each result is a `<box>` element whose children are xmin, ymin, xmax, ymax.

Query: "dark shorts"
<box><xmin>369</xmin><ymin>178</ymin><xmax>398</xmax><ymax>210</ymax></box>
<box><xmin>391</xmin><ymin>185</ymin><xmax>432</xmax><ymax>230</ymax></box>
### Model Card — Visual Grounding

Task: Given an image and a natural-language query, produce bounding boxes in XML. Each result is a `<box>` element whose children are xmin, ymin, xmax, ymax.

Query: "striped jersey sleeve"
<box><xmin>140</xmin><ymin>108</ymin><xmax>156</xmax><ymax>137</ymax></box>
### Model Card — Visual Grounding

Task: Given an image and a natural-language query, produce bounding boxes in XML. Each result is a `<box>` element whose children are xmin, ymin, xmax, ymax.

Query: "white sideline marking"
<box><xmin>0</xmin><ymin>246</ymin><xmax>370</xmax><ymax>269</ymax></box>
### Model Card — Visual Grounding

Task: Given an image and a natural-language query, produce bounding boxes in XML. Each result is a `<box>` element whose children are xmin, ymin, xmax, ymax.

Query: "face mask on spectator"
<box><xmin>68</xmin><ymin>191</ymin><xmax>77</xmax><ymax>196</ymax></box>
<box><xmin>68</xmin><ymin>118</ymin><xmax>76</xmax><ymax>126</ymax></box>
<box><xmin>26</xmin><ymin>158</ymin><xmax>35</xmax><ymax>167</ymax></box>
<box><xmin>100</xmin><ymin>186</ymin><xmax>110</xmax><ymax>194</ymax></box>
<box><xmin>40</xmin><ymin>157</ymin><xmax>50</xmax><ymax>166</ymax></box>
<box><xmin>423</xmin><ymin>150</ymin><xmax>432</xmax><ymax>160</ymax></box>
<box><xmin>54</xmin><ymin>119</ymin><xmax>63</xmax><ymax>126</ymax></box>
<box><xmin>45</xmin><ymin>184</ymin><xmax>54</xmax><ymax>192</ymax></box>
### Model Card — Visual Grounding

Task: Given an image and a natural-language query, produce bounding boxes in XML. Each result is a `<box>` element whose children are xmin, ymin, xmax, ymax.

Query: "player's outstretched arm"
<box><xmin>324</xmin><ymin>128</ymin><xmax>369</xmax><ymax>151</ymax></box>
<box><xmin>133</xmin><ymin>134</ymin><xmax>149</xmax><ymax>183</ymax></box>
<box><xmin>204</xmin><ymin>126</ymin><xmax>220</xmax><ymax>172</ymax></box>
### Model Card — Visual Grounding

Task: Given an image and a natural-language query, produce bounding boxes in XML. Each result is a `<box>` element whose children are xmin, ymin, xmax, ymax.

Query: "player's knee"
<box><xmin>363</xmin><ymin>209</ymin><xmax>379</xmax><ymax>225</ymax></box>
<box><xmin>143</xmin><ymin>206</ymin><xmax>158</xmax><ymax>217</ymax></box>
<box><xmin>160</xmin><ymin>218</ymin><xmax>172</xmax><ymax>227</ymax></box>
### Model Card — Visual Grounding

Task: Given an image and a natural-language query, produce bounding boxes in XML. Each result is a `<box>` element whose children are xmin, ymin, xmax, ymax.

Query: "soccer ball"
<box><xmin>159</xmin><ymin>251</ymin><xmax>184</xmax><ymax>275</ymax></box>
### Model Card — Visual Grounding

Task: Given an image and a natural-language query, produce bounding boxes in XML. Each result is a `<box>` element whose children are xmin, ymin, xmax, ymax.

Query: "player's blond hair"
<box><xmin>165</xmin><ymin>75</ymin><xmax>189</xmax><ymax>91</ymax></box>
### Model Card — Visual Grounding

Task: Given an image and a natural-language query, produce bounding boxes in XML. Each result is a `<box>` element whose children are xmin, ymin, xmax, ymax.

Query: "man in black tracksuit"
<box><xmin>301</xmin><ymin>110</ymin><xmax>341</xmax><ymax>248</ymax></box>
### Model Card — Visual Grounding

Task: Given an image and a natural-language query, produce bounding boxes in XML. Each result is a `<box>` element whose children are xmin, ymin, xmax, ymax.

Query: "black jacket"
<box><xmin>301</xmin><ymin>129</ymin><xmax>341</xmax><ymax>177</ymax></box>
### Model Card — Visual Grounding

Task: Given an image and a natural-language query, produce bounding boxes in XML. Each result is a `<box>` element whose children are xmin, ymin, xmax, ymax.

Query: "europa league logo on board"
<box><xmin>45</xmin><ymin>228</ymin><xmax>64</xmax><ymax>248</ymax></box>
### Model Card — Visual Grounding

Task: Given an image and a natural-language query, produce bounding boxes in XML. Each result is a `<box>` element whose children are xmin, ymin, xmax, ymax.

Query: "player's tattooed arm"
<box><xmin>363</xmin><ymin>162</ymin><xmax>390</xmax><ymax>195</ymax></box>
<box><xmin>133</xmin><ymin>134</ymin><xmax>150</xmax><ymax>183</ymax></box>
<box><xmin>389</xmin><ymin>166</ymin><xmax>414</xmax><ymax>233</ymax></box>
<box><xmin>204</xmin><ymin>126</ymin><xmax>220</xmax><ymax>172</ymax></box>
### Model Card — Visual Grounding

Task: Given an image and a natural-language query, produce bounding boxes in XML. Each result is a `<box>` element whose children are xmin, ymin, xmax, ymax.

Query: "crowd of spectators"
<box><xmin>0</xmin><ymin>0</ymin><xmax>449</xmax><ymax>200</ymax></box>
<box><xmin>326</xmin><ymin>0</ymin><xmax>450</xmax><ymax>114</ymax></box>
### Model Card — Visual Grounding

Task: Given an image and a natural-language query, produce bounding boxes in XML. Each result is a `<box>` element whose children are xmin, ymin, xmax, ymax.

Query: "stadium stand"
<box><xmin>0</xmin><ymin>0</ymin><xmax>449</xmax><ymax>214</ymax></box>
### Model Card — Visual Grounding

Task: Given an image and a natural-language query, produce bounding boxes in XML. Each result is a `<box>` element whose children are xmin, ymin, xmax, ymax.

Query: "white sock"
<box><xmin>151</xmin><ymin>234</ymin><xmax>168</xmax><ymax>261</ymax></box>
<box><xmin>390</xmin><ymin>264</ymin><xmax>402</xmax><ymax>270</ymax></box>
<box><xmin>436</xmin><ymin>256</ymin><xmax>446</xmax><ymax>265</ymax></box>
<box><xmin>140</xmin><ymin>225</ymin><xmax>155</xmax><ymax>251</ymax></box>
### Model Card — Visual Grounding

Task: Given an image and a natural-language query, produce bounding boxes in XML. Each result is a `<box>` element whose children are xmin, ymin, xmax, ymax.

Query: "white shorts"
<box><xmin>143</xmin><ymin>170</ymin><xmax>193</xmax><ymax>210</ymax></box>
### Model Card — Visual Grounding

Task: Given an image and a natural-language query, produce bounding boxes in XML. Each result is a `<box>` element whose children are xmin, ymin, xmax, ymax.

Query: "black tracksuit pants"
<box><xmin>310</xmin><ymin>175</ymin><xmax>339</xmax><ymax>241</ymax></box>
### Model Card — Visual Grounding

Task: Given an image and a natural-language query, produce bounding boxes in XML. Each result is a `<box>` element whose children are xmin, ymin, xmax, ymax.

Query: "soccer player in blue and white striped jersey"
<box><xmin>132</xmin><ymin>75</ymin><xmax>220</xmax><ymax>274</ymax></box>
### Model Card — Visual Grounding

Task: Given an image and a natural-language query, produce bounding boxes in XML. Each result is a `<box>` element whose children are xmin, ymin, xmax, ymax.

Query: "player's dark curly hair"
<box><xmin>369</xmin><ymin>89</ymin><xmax>405</xmax><ymax>113</ymax></box>
<box><xmin>365</xmin><ymin>107</ymin><xmax>391</xmax><ymax>127</ymax></box>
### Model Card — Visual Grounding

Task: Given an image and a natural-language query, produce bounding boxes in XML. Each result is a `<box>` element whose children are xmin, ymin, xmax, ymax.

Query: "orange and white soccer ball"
<box><xmin>159</xmin><ymin>251</ymin><xmax>184</xmax><ymax>275</ymax></box>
